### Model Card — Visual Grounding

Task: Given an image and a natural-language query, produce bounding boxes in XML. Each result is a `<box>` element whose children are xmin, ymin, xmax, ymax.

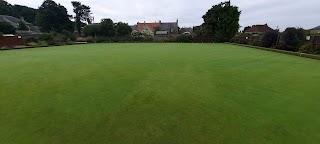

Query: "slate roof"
<box><xmin>244</xmin><ymin>24</ymin><xmax>275</xmax><ymax>33</ymax></box>
<box><xmin>0</xmin><ymin>15</ymin><xmax>31</xmax><ymax>28</ymax></box>
<box><xmin>310</xmin><ymin>26</ymin><xmax>320</xmax><ymax>30</ymax></box>
<box><xmin>159</xmin><ymin>22</ymin><xmax>178</xmax><ymax>31</ymax></box>
<box><xmin>130</xmin><ymin>25</ymin><xmax>137</xmax><ymax>31</ymax></box>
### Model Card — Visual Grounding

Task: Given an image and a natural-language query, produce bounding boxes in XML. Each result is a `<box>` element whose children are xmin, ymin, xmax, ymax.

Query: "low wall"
<box><xmin>227</xmin><ymin>43</ymin><xmax>320</xmax><ymax>60</ymax></box>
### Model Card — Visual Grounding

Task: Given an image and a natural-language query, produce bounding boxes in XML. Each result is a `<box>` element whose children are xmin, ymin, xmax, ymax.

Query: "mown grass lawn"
<box><xmin>0</xmin><ymin>43</ymin><xmax>320</xmax><ymax>144</ymax></box>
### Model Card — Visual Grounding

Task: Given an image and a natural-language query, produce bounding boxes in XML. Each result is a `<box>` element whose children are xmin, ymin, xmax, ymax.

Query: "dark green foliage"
<box><xmin>37</xmin><ymin>33</ymin><xmax>54</xmax><ymax>42</ymax></box>
<box><xmin>202</xmin><ymin>1</ymin><xmax>241</xmax><ymax>42</ymax></box>
<box><xmin>37</xmin><ymin>31</ymin><xmax>74</xmax><ymax>45</ymax></box>
<box><xmin>83</xmin><ymin>24</ymin><xmax>99</xmax><ymax>37</ymax></box>
<box><xmin>299</xmin><ymin>43</ymin><xmax>320</xmax><ymax>54</ymax></box>
<box><xmin>0</xmin><ymin>21</ymin><xmax>16</xmax><ymax>34</ymax></box>
<box><xmin>243</xmin><ymin>26</ymin><xmax>251</xmax><ymax>32</ymax></box>
<box><xmin>261</xmin><ymin>31</ymin><xmax>278</xmax><ymax>48</ymax></box>
<box><xmin>175</xmin><ymin>35</ymin><xmax>193</xmax><ymax>43</ymax></box>
<box><xmin>12</xmin><ymin>5</ymin><xmax>37</xmax><ymax>24</ymax></box>
<box><xmin>61</xmin><ymin>30</ymin><xmax>76</xmax><ymax>41</ymax></box>
<box><xmin>0</xmin><ymin>0</ymin><xmax>15</xmax><ymax>16</ymax></box>
<box><xmin>0</xmin><ymin>32</ymin><xmax>3</xmax><ymax>37</ymax></box>
<box><xmin>36</xmin><ymin>0</ymin><xmax>73</xmax><ymax>32</ymax></box>
<box><xmin>99</xmin><ymin>18</ymin><xmax>115</xmax><ymax>37</ymax></box>
<box><xmin>18</xmin><ymin>21</ymin><xmax>28</xmax><ymax>30</ymax></box>
<box><xmin>280</xmin><ymin>28</ymin><xmax>305</xmax><ymax>51</ymax></box>
<box><xmin>71</xmin><ymin>1</ymin><xmax>92</xmax><ymax>35</ymax></box>
<box><xmin>115</xmin><ymin>22</ymin><xmax>132</xmax><ymax>36</ymax></box>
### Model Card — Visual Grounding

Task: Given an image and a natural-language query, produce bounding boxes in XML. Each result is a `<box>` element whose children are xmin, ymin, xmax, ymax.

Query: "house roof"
<box><xmin>310</xmin><ymin>26</ymin><xmax>320</xmax><ymax>30</ymax></box>
<box><xmin>0</xmin><ymin>15</ymin><xmax>31</xmax><ymax>28</ymax></box>
<box><xmin>136</xmin><ymin>22</ymin><xmax>160</xmax><ymax>32</ymax></box>
<box><xmin>160</xmin><ymin>22</ymin><xmax>178</xmax><ymax>31</ymax></box>
<box><xmin>244</xmin><ymin>24</ymin><xmax>275</xmax><ymax>33</ymax></box>
<box><xmin>130</xmin><ymin>25</ymin><xmax>137</xmax><ymax>31</ymax></box>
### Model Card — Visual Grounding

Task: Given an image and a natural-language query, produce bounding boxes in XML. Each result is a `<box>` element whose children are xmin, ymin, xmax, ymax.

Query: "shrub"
<box><xmin>37</xmin><ymin>33</ymin><xmax>54</xmax><ymax>41</ymax></box>
<box><xmin>37</xmin><ymin>32</ymin><xmax>69</xmax><ymax>45</ymax></box>
<box><xmin>299</xmin><ymin>43</ymin><xmax>320</xmax><ymax>54</ymax></box>
<box><xmin>84</xmin><ymin>25</ymin><xmax>99</xmax><ymax>37</ymax></box>
<box><xmin>261</xmin><ymin>32</ymin><xmax>278</xmax><ymax>48</ymax></box>
<box><xmin>27</xmin><ymin>42</ymin><xmax>39</xmax><ymax>47</ymax></box>
<box><xmin>0</xmin><ymin>21</ymin><xmax>16</xmax><ymax>34</ymax></box>
<box><xmin>86</xmin><ymin>37</ymin><xmax>96</xmax><ymax>43</ymax></box>
<box><xmin>61</xmin><ymin>30</ymin><xmax>76</xmax><ymax>41</ymax></box>
<box><xmin>0</xmin><ymin>32</ymin><xmax>3</xmax><ymax>38</ymax></box>
<box><xmin>176</xmin><ymin>35</ymin><xmax>193</xmax><ymax>43</ymax></box>
<box><xmin>280</xmin><ymin>27</ymin><xmax>305</xmax><ymax>51</ymax></box>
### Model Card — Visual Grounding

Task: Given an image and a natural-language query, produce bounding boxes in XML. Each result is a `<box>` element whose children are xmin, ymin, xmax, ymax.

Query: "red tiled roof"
<box><xmin>244</xmin><ymin>24</ymin><xmax>275</xmax><ymax>33</ymax></box>
<box><xmin>137</xmin><ymin>22</ymin><xmax>160</xmax><ymax>32</ymax></box>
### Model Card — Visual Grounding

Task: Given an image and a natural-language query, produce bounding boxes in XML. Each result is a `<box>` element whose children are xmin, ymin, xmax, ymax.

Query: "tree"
<box><xmin>99</xmin><ymin>18</ymin><xmax>115</xmax><ymax>37</ymax></box>
<box><xmin>281</xmin><ymin>27</ymin><xmax>305</xmax><ymax>51</ymax></box>
<box><xmin>202</xmin><ymin>1</ymin><xmax>241</xmax><ymax>42</ymax></box>
<box><xmin>71</xmin><ymin>1</ymin><xmax>93</xmax><ymax>35</ymax></box>
<box><xmin>36</xmin><ymin>0</ymin><xmax>73</xmax><ymax>32</ymax></box>
<box><xmin>115</xmin><ymin>22</ymin><xmax>132</xmax><ymax>36</ymax></box>
<box><xmin>261</xmin><ymin>31</ymin><xmax>278</xmax><ymax>48</ymax></box>
<box><xmin>18</xmin><ymin>21</ymin><xmax>28</xmax><ymax>30</ymax></box>
<box><xmin>83</xmin><ymin>24</ymin><xmax>99</xmax><ymax>37</ymax></box>
<box><xmin>12</xmin><ymin>5</ymin><xmax>37</xmax><ymax>24</ymax></box>
<box><xmin>0</xmin><ymin>0</ymin><xmax>15</xmax><ymax>17</ymax></box>
<box><xmin>0</xmin><ymin>21</ymin><xmax>16</xmax><ymax>34</ymax></box>
<box><xmin>243</xmin><ymin>26</ymin><xmax>251</xmax><ymax>32</ymax></box>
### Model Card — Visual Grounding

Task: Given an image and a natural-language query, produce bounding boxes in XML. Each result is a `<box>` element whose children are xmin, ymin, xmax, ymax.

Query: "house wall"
<box><xmin>0</xmin><ymin>36</ymin><xmax>24</xmax><ymax>48</ymax></box>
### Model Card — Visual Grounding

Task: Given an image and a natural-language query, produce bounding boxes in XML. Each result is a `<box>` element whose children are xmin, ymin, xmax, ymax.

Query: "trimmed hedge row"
<box><xmin>227</xmin><ymin>43</ymin><xmax>320</xmax><ymax>60</ymax></box>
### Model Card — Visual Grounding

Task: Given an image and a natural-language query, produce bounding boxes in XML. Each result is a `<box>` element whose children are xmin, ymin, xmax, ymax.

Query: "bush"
<box><xmin>281</xmin><ymin>27</ymin><xmax>305</xmax><ymax>51</ymax></box>
<box><xmin>176</xmin><ymin>35</ymin><xmax>193</xmax><ymax>43</ymax></box>
<box><xmin>61</xmin><ymin>30</ymin><xmax>76</xmax><ymax>41</ymax></box>
<box><xmin>27</xmin><ymin>42</ymin><xmax>39</xmax><ymax>47</ymax></box>
<box><xmin>83</xmin><ymin>25</ymin><xmax>99</xmax><ymax>37</ymax></box>
<box><xmin>86</xmin><ymin>37</ymin><xmax>96</xmax><ymax>43</ymax></box>
<box><xmin>0</xmin><ymin>32</ymin><xmax>3</xmax><ymax>38</ymax></box>
<box><xmin>0</xmin><ymin>22</ymin><xmax>16</xmax><ymax>34</ymax></box>
<box><xmin>299</xmin><ymin>43</ymin><xmax>320</xmax><ymax>54</ymax></box>
<box><xmin>37</xmin><ymin>33</ymin><xmax>54</xmax><ymax>41</ymax></box>
<box><xmin>261</xmin><ymin>32</ymin><xmax>278</xmax><ymax>48</ymax></box>
<box><xmin>37</xmin><ymin>32</ymin><xmax>69</xmax><ymax>45</ymax></box>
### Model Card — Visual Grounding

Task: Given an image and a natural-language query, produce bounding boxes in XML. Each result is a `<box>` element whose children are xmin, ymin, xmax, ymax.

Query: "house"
<box><xmin>0</xmin><ymin>15</ymin><xmax>41</xmax><ymax>36</ymax></box>
<box><xmin>309</xmin><ymin>26</ymin><xmax>320</xmax><ymax>35</ymax></box>
<box><xmin>131</xmin><ymin>20</ymin><xmax>179</xmax><ymax>36</ymax></box>
<box><xmin>244</xmin><ymin>24</ymin><xmax>276</xmax><ymax>34</ymax></box>
<box><xmin>179</xmin><ymin>27</ymin><xmax>193</xmax><ymax>34</ymax></box>
<box><xmin>159</xmin><ymin>20</ymin><xmax>179</xmax><ymax>34</ymax></box>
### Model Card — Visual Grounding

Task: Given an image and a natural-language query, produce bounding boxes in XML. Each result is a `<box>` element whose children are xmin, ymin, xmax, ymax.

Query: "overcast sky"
<box><xmin>6</xmin><ymin>0</ymin><xmax>320</xmax><ymax>30</ymax></box>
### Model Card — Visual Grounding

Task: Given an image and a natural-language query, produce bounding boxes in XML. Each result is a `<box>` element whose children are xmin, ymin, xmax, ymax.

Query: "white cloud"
<box><xmin>6</xmin><ymin>0</ymin><xmax>320</xmax><ymax>29</ymax></box>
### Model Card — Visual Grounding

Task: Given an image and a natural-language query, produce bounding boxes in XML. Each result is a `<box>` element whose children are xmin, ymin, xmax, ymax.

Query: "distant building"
<box><xmin>243</xmin><ymin>24</ymin><xmax>276</xmax><ymax>34</ymax></box>
<box><xmin>0</xmin><ymin>15</ymin><xmax>41</xmax><ymax>36</ymax></box>
<box><xmin>179</xmin><ymin>27</ymin><xmax>193</xmax><ymax>34</ymax></box>
<box><xmin>130</xmin><ymin>20</ymin><xmax>179</xmax><ymax>36</ymax></box>
<box><xmin>309</xmin><ymin>26</ymin><xmax>320</xmax><ymax>35</ymax></box>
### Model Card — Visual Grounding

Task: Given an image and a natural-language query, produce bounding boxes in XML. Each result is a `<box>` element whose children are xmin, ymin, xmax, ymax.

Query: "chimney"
<box><xmin>159</xmin><ymin>20</ymin><xmax>161</xmax><ymax>24</ymax></box>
